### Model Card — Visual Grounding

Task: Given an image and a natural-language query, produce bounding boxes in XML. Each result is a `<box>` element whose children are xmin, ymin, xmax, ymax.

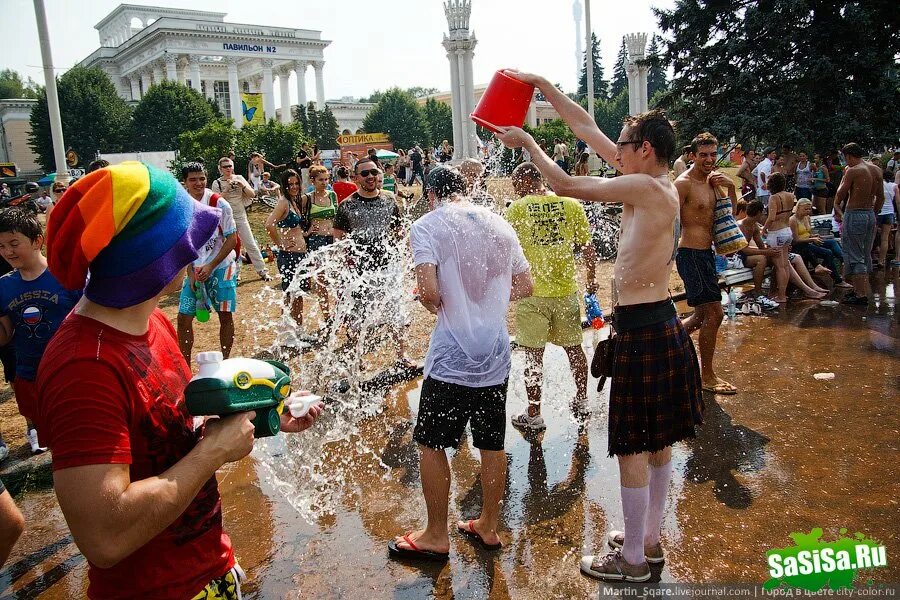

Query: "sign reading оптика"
<box><xmin>766</xmin><ymin>528</ymin><xmax>888</xmax><ymax>591</ymax></box>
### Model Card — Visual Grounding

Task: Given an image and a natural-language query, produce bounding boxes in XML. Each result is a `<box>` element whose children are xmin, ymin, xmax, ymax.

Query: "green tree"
<box><xmin>305</xmin><ymin>102</ymin><xmax>320</xmax><ymax>144</ymax></box>
<box><xmin>645</xmin><ymin>35</ymin><xmax>668</xmax><ymax>99</ymax></box>
<box><xmin>362</xmin><ymin>88</ymin><xmax>426</xmax><ymax>150</ymax></box>
<box><xmin>0</xmin><ymin>69</ymin><xmax>40</xmax><ymax>99</ymax></box>
<box><xmin>132</xmin><ymin>81</ymin><xmax>220</xmax><ymax>151</ymax></box>
<box><xmin>420</xmin><ymin>98</ymin><xmax>453</xmax><ymax>150</ymax></box>
<box><xmin>357</xmin><ymin>90</ymin><xmax>384</xmax><ymax>104</ymax></box>
<box><xmin>172</xmin><ymin>118</ymin><xmax>237</xmax><ymax>177</ymax></box>
<box><xmin>609</xmin><ymin>38</ymin><xmax>628</xmax><ymax>99</ymax></box>
<box><xmin>406</xmin><ymin>86</ymin><xmax>439</xmax><ymax>98</ymax></box>
<box><xmin>594</xmin><ymin>90</ymin><xmax>630</xmax><ymax>140</ymax></box>
<box><xmin>28</xmin><ymin>66</ymin><xmax>132</xmax><ymax>171</ymax></box>
<box><xmin>655</xmin><ymin>0</ymin><xmax>900</xmax><ymax>151</ymax></box>
<box><xmin>316</xmin><ymin>106</ymin><xmax>340</xmax><ymax>149</ymax></box>
<box><xmin>578</xmin><ymin>32</ymin><xmax>608</xmax><ymax>101</ymax></box>
<box><xmin>293</xmin><ymin>103</ymin><xmax>309</xmax><ymax>133</ymax></box>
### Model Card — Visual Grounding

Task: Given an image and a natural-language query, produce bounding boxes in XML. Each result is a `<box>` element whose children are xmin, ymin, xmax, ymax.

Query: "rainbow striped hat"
<box><xmin>46</xmin><ymin>162</ymin><xmax>220</xmax><ymax>308</ymax></box>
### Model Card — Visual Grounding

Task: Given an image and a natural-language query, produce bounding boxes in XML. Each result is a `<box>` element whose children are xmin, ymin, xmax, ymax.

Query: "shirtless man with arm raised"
<box><xmin>495</xmin><ymin>70</ymin><xmax>703</xmax><ymax>584</ymax></box>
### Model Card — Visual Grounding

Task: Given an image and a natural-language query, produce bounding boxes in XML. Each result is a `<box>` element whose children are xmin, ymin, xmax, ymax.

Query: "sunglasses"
<box><xmin>53</xmin><ymin>187</ymin><xmax>67</xmax><ymax>194</ymax></box>
<box><xmin>220</xmin><ymin>164</ymin><xmax>234</xmax><ymax>169</ymax></box>
<box><xmin>359</xmin><ymin>169</ymin><xmax>380</xmax><ymax>177</ymax></box>
<box><xmin>615</xmin><ymin>140</ymin><xmax>644</xmax><ymax>149</ymax></box>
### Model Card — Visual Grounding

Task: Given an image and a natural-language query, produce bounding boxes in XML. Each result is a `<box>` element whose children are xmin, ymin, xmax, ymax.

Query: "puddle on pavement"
<box><xmin>2</xmin><ymin>278</ymin><xmax>897</xmax><ymax>598</ymax></box>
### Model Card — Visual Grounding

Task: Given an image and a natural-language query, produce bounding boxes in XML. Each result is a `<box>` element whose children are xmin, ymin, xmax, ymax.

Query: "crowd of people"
<box><xmin>0</xmin><ymin>65</ymin><xmax>896</xmax><ymax>597</ymax></box>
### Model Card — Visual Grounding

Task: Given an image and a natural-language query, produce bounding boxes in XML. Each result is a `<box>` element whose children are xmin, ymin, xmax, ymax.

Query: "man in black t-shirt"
<box><xmin>333</xmin><ymin>158</ymin><xmax>412</xmax><ymax>368</ymax></box>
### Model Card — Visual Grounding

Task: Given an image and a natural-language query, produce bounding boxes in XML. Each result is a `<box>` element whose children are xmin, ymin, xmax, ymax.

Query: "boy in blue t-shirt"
<box><xmin>0</xmin><ymin>208</ymin><xmax>81</xmax><ymax>454</ymax></box>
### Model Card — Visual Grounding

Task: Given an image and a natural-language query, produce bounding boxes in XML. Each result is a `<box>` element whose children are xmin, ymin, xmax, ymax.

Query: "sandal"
<box><xmin>388</xmin><ymin>533</ymin><xmax>449</xmax><ymax>562</ymax></box>
<box><xmin>702</xmin><ymin>380</ymin><xmax>737</xmax><ymax>395</ymax></box>
<box><xmin>457</xmin><ymin>520</ymin><xmax>502</xmax><ymax>551</ymax></box>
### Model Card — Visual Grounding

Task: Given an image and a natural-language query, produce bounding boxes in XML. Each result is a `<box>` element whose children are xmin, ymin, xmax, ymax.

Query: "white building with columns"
<box><xmin>78</xmin><ymin>4</ymin><xmax>330</xmax><ymax>128</ymax></box>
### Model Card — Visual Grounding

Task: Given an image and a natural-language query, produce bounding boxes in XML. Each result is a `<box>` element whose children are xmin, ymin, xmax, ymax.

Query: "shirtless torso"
<box><xmin>837</xmin><ymin>162</ymin><xmax>878</xmax><ymax>213</ymax></box>
<box><xmin>736</xmin><ymin>158</ymin><xmax>757</xmax><ymax>188</ymax></box>
<box><xmin>675</xmin><ymin>167</ymin><xmax>716</xmax><ymax>250</ymax></box>
<box><xmin>613</xmin><ymin>176</ymin><xmax>680</xmax><ymax>306</ymax></box>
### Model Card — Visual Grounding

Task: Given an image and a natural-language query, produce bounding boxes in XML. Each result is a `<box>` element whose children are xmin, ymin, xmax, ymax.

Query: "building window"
<box><xmin>213</xmin><ymin>81</ymin><xmax>231</xmax><ymax>118</ymax></box>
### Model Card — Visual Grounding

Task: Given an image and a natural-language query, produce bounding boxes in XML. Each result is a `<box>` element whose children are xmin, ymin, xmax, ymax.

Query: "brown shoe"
<box><xmin>607</xmin><ymin>530</ymin><xmax>665</xmax><ymax>564</ymax></box>
<box><xmin>580</xmin><ymin>549</ymin><xmax>650</xmax><ymax>582</ymax></box>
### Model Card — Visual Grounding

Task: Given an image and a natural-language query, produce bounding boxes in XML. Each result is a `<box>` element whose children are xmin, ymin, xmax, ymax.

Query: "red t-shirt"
<box><xmin>35</xmin><ymin>309</ymin><xmax>234</xmax><ymax>599</ymax></box>
<box><xmin>333</xmin><ymin>180</ymin><xmax>358</xmax><ymax>203</ymax></box>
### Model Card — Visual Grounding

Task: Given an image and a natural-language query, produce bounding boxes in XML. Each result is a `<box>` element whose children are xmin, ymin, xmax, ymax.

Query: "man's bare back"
<box><xmin>675</xmin><ymin>167</ymin><xmax>716</xmax><ymax>250</ymax></box>
<box><xmin>613</xmin><ymin>176</ymin><xmax>680</xmax><ymax>306</ymax></box>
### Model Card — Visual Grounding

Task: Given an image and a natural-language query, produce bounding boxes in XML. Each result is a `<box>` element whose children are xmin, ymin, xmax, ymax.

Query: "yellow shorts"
<box><xmin>514</xmin><ymin>293</ymin><xmax>583</xmax><ymax>349</ymax></box>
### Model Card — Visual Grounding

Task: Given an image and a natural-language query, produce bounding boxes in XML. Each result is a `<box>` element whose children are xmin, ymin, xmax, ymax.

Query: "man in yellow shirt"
<box><xmin>506</xmin><ymin>163</ymin><xmax>596</xmax><ymax>431</ymax></box>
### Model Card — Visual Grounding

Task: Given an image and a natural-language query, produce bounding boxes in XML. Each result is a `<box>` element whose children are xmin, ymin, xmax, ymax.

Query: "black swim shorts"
<box><xmin>413</xmin><ymin>377</ymin><xmax>508</xmax><ymax>451</ymax></box>
<box><xmin>676</xmin><ymin>247</ymin><xmax>722</xmax><ymax>307</ymax></box>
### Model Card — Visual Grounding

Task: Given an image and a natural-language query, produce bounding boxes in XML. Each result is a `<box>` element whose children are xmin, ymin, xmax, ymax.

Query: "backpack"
<box><xmin>209</xmin><ymin>193</ymin><xmax>242</xmax><ymax>258</ymax></box>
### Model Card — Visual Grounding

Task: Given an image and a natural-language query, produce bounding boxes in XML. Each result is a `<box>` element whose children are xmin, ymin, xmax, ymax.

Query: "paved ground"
<box><xmin>1</xmin><ymin>268</ymin><xmax>896</xmax><ymax>599</ymax></box>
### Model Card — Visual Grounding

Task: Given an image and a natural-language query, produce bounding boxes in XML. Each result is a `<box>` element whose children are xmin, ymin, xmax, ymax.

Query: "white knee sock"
<box><xmin>620</xmin><ymin>485</ymin><xmax>649</xmax><ymax>565</ymax></box>
<box><xmin>644</xmin><ymin>461</ymin><xmax>673</xmax><ymax>546</ymax></box>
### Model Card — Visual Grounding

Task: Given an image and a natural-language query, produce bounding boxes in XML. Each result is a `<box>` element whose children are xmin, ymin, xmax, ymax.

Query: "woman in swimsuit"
<box><xmin>265</xmin><ymin>169</ymin><xmax>309</xmax><ymax>326</ymax></box>
<box><xmin>763</xmin><ymin>173</ymin><xmax>796</xmax><ymax>303</ymax></box>
<box><xmin>305</xmin><ymin>165</ymin><xmax>337</xmax><ymax>322</ymax></box>
<box><xmin>811</xmin><ymin>154</ymin><xmax>830</xmax><ymax>215</ymax></box>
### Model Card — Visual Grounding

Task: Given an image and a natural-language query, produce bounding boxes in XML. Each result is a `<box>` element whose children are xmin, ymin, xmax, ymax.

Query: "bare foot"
<box><xmin>773</xmin><ymin>296</ymin><xmax>788</xmax><ymax>303</ymax></box>
<box><xmin>835</xmin><ymin>281</ymin><xmax>854</xmax><ymax>289</ymax></box>
<box><xmin>804</xmin><ymin>290</ymin><xmax>827</xmax><ymax>299</ymax></box>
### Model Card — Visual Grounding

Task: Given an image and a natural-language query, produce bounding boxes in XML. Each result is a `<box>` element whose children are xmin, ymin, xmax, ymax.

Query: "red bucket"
<box><xmin>471</xmin><ymin>71</ymin><xmax>535</xmax><ymax>133</ymax></box>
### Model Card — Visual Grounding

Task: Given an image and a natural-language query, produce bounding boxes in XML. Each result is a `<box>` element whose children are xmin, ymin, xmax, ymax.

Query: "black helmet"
<box><xmin>24</xmin><ymin>182</ymin><xmax>39</xmax><ymax>193</ymax></box>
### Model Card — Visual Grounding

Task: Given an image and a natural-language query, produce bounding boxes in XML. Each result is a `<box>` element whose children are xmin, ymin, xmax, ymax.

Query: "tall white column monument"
<box><xmin>625</xmin><ymin>33</ymin><xmax>649</xmax><ymax>116</ymax></box>
<box><xmin>443</xmin><ymin>0</ymin><xmax>477</xmax><ymax>160</ymax></box>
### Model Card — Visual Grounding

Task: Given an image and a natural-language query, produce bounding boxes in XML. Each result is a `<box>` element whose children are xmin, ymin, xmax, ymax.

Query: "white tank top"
<box><xmin>795</xmin><ymin>161</ymin><xmax>813</xmax><ymax>188</ymax></box>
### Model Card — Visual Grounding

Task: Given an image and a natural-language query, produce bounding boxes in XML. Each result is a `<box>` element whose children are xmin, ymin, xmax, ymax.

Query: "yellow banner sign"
<box><xmin>336</xmin><ymin>133</ymin><xmax>389</xmax><ymax>146</ymax></box>
<box><xmin>240</xmin><ymin>92</ymin><xmax>265</xmax><ymax>124</ymax></box>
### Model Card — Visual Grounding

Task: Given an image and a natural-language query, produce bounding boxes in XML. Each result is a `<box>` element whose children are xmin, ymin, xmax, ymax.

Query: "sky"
<box><xmin>3</xmin><ymin>0</ymin><xmax>674</xmax><ymax>105</ymax></box>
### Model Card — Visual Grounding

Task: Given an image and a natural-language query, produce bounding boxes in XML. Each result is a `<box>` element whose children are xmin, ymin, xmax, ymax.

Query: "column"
<box><xmin>278</xmin><ymin>68</ymin><xmax>292</xmax><ymax>123</ymax></box>
<box><xmin>261</xmin><ymin>59</ymin><xmax>276</xmax><ymax>122</ymax></box>
<box><xmin>177</xmin><ymin>65</ymin><xmax>186</xmax><ymax>86</ymax></box>
<box><xmin>226</xmin><ymin>57</ymin><xmax>242</xmax><ymax>128</ymax></box>
<box><xmin>128</xmin><ymin>76</ymin><xmax>141</xmax><ymax>101</ymax></box>
<box><xmin>455</xmin><ymin>50</ymin><xmax>468</xmax><ymax>159</ymax></box>
<box><xmin>152</xmin><ymin>62</ymin><xmax>164</xmax><ymax>86</ymax></box>
<box><xmin>164</xmin><ymin>55</ymin><xmax>178</xmax><ymax>82</ymax></box>
<box><xmin>294</xmin><ymin>61</ymin><xmax>308</xmax><ymax>111</ymax></box>
<box><xmin>626</xmin><ymin>63</ymin><xmax>638</xmax><ymax>115</ymax></box>
<box><xmin>638</xmin><ymin>66</ymin><xmax>649</xmax><ymax>113</ymax></box>
<box><xmin>313</xmin><ymin>61</ymin><xmax>325</xmax><ymax>109</ymax></box>
<box><xmin>140</xmin><ymin>69</ymin><xmax>152</xmax><ymax>94</ymax></box>
<box><xmin>188</xmin><ymin>57</ymin><xmax>201</xmax><ymax>92</ymax></box>
<box><xmin>463</xmin><ymin>45</ymin><xmax>477</xmax><ymax>157</ymax></box>
<box><xmin>446</xmin><ymin>47</ymin><xmax>463</xmax><ymax>161</ymax></box>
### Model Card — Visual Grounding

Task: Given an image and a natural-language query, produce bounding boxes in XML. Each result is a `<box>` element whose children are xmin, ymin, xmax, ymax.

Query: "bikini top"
<box><xmin>276</xmin><ymin>195</ymin><xmax>306</xmax><ymax>229</ymax></box>
<box><xmin>795</xmin><ymin>218</ymin><xmax>811</xmax><ymax>239</ymax></box>
<box><xmin>309</xmin><ymin>191</ymin><xmax>337</xmax><ymax>220</ymax></box>
<box><xmin>773</xmin><ymin>192</ymin><xmax>794</xmax><ymax>216</ymax></box>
